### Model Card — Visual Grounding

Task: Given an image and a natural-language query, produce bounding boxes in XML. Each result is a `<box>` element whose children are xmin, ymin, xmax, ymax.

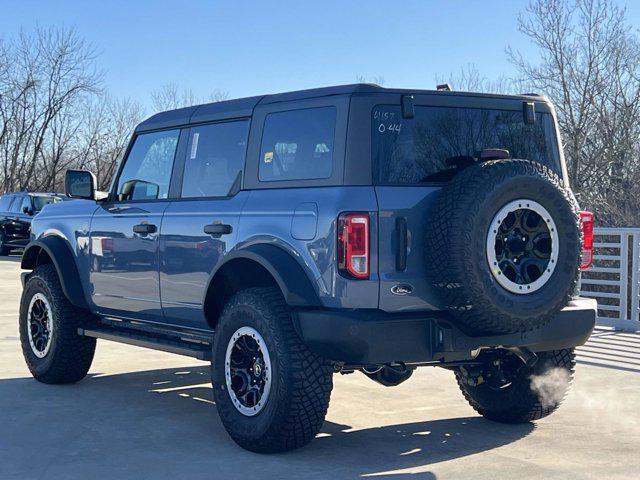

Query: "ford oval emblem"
<box><xmin>391</xmin><ymin>284</ymin><xmax>413</xmax><ymax>296</ymax></box>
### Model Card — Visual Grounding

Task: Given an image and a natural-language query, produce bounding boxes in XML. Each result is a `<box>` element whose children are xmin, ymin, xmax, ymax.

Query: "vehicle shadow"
<box><xmin>576</xmin><ymin>328</ymin><xmax>640</xmax><ymax>373</ymax></box>
<box><xmin>0</xmin><ymin>366</ymin><xmax>534</xmax><ymax>479</ymax></box>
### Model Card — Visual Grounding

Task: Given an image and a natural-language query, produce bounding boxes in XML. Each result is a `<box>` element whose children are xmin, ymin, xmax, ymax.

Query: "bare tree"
<box><xmin>437</xmin><ymin>63</ymin><xmax>517</xmax><ymax>94</ymax></box>
<box><xmin>70</xmin><ymin>95</ymin><xmax>144</xmax><ymax>191</ymax></box>
<box><xmin>150</xmin><ymin>82</ymin><xmax>229</xmax><ymax>112</ymax></box>
<box><xmin>150</xmin><ymin>82</ymin><xmax>198</xmax><ymax>112</ymax></box>
<box><xmin>0</xmin><ymin>27</ymin><xmax>102</xmax><ymax>192</ymax></box>
<box><xmin>0</xmin><ymin>27</ymin><xmax>147</xmax><ymax>194</ymax></box>
<box><xmin>355</xmin><ymin>75</ymin><xmax>385</xmax><ymax>86</ymax></box>
<box><xmin>509</xmin><ymin>0</ymin><xmax>640</xmax><ymax>225</ymax></box>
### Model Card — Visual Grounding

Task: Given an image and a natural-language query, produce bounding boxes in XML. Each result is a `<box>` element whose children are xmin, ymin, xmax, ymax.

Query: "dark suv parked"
<box><xmin>18</xmin><ymin>84</ymin><xmax>596</xmax><ymax>453</ymax></box>
<box><xmin>0</xmin><ymin>192</ymin><xmax>65</xmax><ymax>255</ymax></box>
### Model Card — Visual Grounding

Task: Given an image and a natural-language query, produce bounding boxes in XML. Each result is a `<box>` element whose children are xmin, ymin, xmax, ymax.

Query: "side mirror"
<box><xmin>22</xmin><ymin>206</ymin><xmax>33</xmax><ymax>216</ymax></box>
<box><xmin>65</xmin><ymin>170</ymin><xmax>97</xmax><ymax>200</ymax></box>
<box><xmin>120</xmin><ymin>179</ymin><xmax>160</xmax><ymax>201</ymax></box>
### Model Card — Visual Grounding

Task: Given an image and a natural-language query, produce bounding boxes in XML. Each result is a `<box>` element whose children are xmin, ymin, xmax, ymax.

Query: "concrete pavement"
<box><xmin>1</xmin><ymin>254</ymin><xmax>639</xmax><ymax>479</ymax></box>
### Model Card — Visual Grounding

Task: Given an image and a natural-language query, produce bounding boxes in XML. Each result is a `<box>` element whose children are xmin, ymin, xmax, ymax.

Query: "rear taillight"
<box><xmin>579</xmin><ymin>211</ymin><xmax>594</xmax><ymax>271</ymax></box>
<box><xmin>338</xmin><ymin>212</ymin><xmax>369</xmax><ymax>279</ymax></box>
<box><xmin>101</xmin><ymin>238</ymin><xmax>113</xmax><ymax>252</ymax></box>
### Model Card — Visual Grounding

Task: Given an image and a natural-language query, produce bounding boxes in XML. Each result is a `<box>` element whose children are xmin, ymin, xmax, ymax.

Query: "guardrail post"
<box><xmin>632</xmin><ymin>233</ymin><xmax>640</xmax><ymax>324</ymax></box>
<box><xmin>620</xmin><ymin>233</ymin><xmax>629</xmax><ymax>321</ymax></box>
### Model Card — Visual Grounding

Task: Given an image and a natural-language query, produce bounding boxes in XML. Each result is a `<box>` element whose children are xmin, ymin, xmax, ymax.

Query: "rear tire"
<box><xmin>211</xmin><ymin>287</ymin><xmax>333</xmax><ymax>453</ymax></box>
<box><xmin>455</xmin><ymin>349</ymin><xmax>575</xmax><ymax>423</ymax></box>
<box><xmin>19</xmin><ymin>264</ymin><xmax>96</xmax><ymax>384</ymax></box>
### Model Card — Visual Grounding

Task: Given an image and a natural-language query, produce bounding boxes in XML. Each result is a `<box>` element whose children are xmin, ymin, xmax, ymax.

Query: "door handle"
<box><xmin>133</xmin><ymin>223</ymin><xmax>157</xmax><ymax>235</ymax></box>
<box><xmin>203</xmin><ymin>223</ymin><xmax>232</xmax><ymax>237</ymax></box>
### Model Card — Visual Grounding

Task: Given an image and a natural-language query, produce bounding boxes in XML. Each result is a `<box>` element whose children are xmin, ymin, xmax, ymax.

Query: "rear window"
<box><xmin>259</xmin><ymin>107</ymin><xmax>336</xmax><ymax>182</ymax></box>
<box><xmin>373</xmin><ymin>105</ymin><xmax>561</xmax><ymax>185</ymax></box>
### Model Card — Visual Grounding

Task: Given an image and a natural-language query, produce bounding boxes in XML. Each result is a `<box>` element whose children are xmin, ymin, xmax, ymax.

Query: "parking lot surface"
<box><xmin>1</xmin><ymin>254</ymin><xmax>639</xmax><ymax>479</ymax></box>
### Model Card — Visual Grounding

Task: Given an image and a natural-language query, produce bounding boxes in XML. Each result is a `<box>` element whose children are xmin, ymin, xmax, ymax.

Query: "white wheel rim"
<box><xmin>486</xmin><ymin>199</ymin><xmax>559</xmax><ymax>294</ymax></box>
<box><xmin>27</xmin><ymin>293</ymin><xmax>54</xmax><ymax>358</ymax></box>
<box><xmin>225</xmin><ymin>326</ymin><xmax>272</xmax><ymax>417</ymax></box>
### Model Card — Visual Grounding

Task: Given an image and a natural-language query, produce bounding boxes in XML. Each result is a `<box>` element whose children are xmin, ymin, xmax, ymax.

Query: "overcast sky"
<box><xmin>3</xmin><ymin>0</ymin><xmax>640</xmax><ymax>109</ymax></box>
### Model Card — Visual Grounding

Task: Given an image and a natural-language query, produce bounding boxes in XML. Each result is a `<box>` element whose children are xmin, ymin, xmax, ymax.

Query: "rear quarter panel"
<box><xmin>237</xmin><ymin>186</ymin><xmax>380</xmax><ymax>309</ymax></box>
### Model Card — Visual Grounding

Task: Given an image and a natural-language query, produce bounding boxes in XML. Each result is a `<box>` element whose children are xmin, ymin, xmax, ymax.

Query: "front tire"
<box><xmin>19</xmin><ymin>264</ymin><xmax>96</xmax><ymax>384</ymax></box>
<box><xmin>455</xmin><ymin>348</ymin><xmax>575</xmax><ymax>423</ymax></box>
<box><xmin>211</xmin><ymin>287</ymin><xmax>333</xmax><ymax>453</ymax></box>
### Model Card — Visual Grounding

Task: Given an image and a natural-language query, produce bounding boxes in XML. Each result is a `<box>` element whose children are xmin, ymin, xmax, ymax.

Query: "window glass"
<box><xmin>0</xmin><ymin>196</ymin><xmax>13</xmax><ymax>211</ymax></box>
<box><xmin>10</xmin><ymin>197</ymin><xmax>24</xmax><ymax>213</ymax></box>
<box><xmin>117</xmin><ymin>129</ymin><xmax>180</xmax><ymax>201</ymax></box>
<box><xmin>181</xmin><ymin>120</ymin><xmax>249</xmax><ymax>198</ymax></box>
<box><xmin>19</xmin><ymin>196</ymin><xmax>31</xmax><ymax>213</ymax></box>
<box><xmin>32</xmin><ymin>196</ymin><xmax>62</xmax><ymax>211</ymax></box>
<box><xmin>372</xmin><ymin>105</ymin><xmax>561</xmax><ymax>184</ymax></box>
<box><xmin>259</xmin><ymin>107</ymin><xmax>336</xmax><ymax>182</ymax></box>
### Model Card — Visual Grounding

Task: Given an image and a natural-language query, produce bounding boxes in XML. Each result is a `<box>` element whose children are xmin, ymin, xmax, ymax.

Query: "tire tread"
<box><xmin>20</xmin><ymin>264</ymin><xmax>96</xmax><ymax>384</ymax></box>
<box><xmin>213</xmin><ymin>287</ymin><xmax>333</xmax><ymax>453</ymax></box>
<box><xmin>455</xmin><ymin>349</ymin><xmax>576</xmax><ymax>423</ymax></box>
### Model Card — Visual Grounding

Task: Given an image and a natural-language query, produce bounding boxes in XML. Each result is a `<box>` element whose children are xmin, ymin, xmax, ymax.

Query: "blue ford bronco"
<box><xmin>19</xmin><ymin>84</ymin><xmax>596</xmax><ymax>453</ymax></box>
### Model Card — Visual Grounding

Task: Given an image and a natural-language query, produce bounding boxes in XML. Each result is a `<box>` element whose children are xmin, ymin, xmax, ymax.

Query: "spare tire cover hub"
<box><xmin>486</xmin><ymin>199</ymin><xmax>559</xmax><ymax>294</ymax></box>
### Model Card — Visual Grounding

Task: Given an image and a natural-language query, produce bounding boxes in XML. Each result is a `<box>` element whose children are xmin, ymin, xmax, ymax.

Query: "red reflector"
<box><xmin>338</xmin><ymin>213</ymin><xmax>369</xmax><ymax>279</ymax></box>
<box><xmin>579</xmin><ymin>211</ymin><xmax>594</xmax><ymax>270</ymax></box>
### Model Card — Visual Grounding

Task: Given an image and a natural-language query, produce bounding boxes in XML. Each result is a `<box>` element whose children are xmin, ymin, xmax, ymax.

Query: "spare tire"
<box><xmin>425</xmin><ymin>159</ymin><xmax>581</xmax><ymax>335</ymax></box>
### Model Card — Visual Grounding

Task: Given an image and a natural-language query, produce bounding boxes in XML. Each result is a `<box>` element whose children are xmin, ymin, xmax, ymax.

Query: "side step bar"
<box><xmin>78</xmin><ymin>327</ymin><xmax>213</xmax><ymax>361</ymax></box>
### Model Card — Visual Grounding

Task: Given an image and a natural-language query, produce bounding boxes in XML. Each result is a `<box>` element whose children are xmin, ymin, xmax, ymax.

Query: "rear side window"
<box><xmin>117</xmin><ymin>129</ymin><xmax>180</xmax><ymax>201</ymax></box>
<box><xmin>259</xmin><ymin>107</ymin><xmax>336</xmax><ymax>182</ymax></box>
<box><xmin>0</xmin><ymin>196</ymin><xmax>13</xmax><ymax>211</ymax></box>
<box><xmin>32</xmin><ymin>196</ymin><xmax>62</xmax><ymax>211</ymax></box>
<box><xmin>373</xmin><ymin>105</ymin><xmax>561</xmax><ymax>184</ymax></box>
<box><xmin>181</xmin><ymin>120</ymin><xmax>249</xmax><ymax>198</ymax></box>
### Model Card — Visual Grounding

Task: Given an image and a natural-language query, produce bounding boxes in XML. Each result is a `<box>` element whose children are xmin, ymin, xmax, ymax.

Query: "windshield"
<box><xmin>32</xmin><ymin>196</ymin><xmax>62</xmax><ymax>211</ymax></box>
<box><xmin>372</xmin><ymin>105</ymin><xmax>561</xmax><ymax>184</ymax></box>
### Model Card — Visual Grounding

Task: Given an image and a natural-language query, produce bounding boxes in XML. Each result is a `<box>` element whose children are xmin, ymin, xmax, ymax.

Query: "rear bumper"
<box><xmin>293</xmin><ymin>297</ymin><xmax>597</xmax><ymax>365</ymax></box>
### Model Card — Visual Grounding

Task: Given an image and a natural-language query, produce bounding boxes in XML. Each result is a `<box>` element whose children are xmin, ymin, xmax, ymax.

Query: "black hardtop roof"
<box><xmin>136</xmin><ymin>83</ymin><xmax>548</xmax><ymax>133</ymax></box>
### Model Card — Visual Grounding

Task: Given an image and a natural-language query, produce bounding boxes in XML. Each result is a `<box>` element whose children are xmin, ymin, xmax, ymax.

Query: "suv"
<box><xmin>18</xmin><ymin>84</ymin><xmax>596</xmax><ymax>453</ymax></box>
<box><xmin>0</xmin><ymin>192</ymin><xmax>65</xmax><ymax>255</ymax></box>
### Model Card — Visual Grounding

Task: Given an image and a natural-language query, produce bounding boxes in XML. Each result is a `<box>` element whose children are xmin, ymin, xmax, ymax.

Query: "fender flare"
<box><xmin>208</xmin><ymin>243</ymin><xmax>321</xmax><ymax>307</ymax></box>
<box><xmin>21</xmin><ymin>237</ymin><xmax>89</xmax><ymax>309</ymax></box>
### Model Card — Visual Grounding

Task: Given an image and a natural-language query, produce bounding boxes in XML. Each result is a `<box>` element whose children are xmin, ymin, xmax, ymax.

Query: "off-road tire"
<box><xmin>211</xmin><ymin>287</ymin><xmax>333</xmax><ymax>453</ymax></box>
<box><xmin>19</xmin><ymin>264</ymin><xmax>96</xmax><ymax>384</ymax></box>
<box><xmin>0</xmin><ymin>230</ymin><xmax>10</xmax><ymax>256</ymax></box>
<box><xmin>425</xmin><ymin>159</ymin><xmax>581</xmax><ymax>335</ymax></box>
<box><xmin>455</xmin><ymin>349</ymin><xmax>575</xmax><ymax>423</ymax></box>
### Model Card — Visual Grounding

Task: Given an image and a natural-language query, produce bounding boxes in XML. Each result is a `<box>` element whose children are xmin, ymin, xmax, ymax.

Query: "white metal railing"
<box><xmin>579</xmin><ymin>227</ymin><xmax>640</xmax><ymax>332</ymax></box>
